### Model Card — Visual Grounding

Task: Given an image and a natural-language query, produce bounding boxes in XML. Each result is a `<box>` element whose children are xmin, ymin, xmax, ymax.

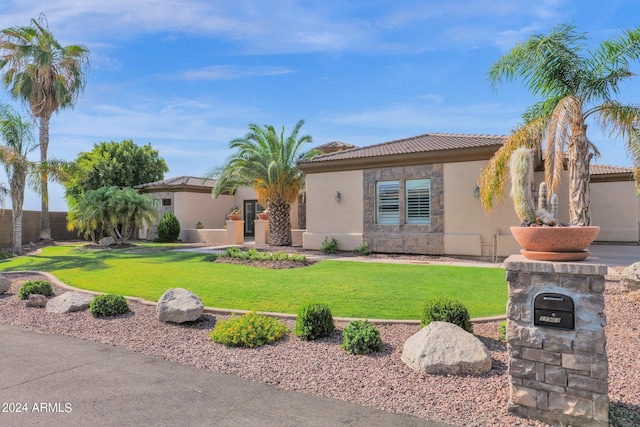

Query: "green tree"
<box><xmin>212</xmin><ymin>120</ymin><xmax>312</xmax><ymax>246</ymax></box>
<box><xmin>479</xmin><ymin>24</ymin><xmax>640</xmax><ymax>225</ymax></box>
<box><xmin>0</xmin><ymin>14</ymin><xmax>91</xmax><ymax>240</ymax></box>
<box><xmin>67</xmin><ymin>186</ymin><xmax>156</xmax><ymax>245</ymax></box>
<box><xmin>64</xmin><ymin>139</ymin><xmax>168</xmax><ymax>202</ymax></box>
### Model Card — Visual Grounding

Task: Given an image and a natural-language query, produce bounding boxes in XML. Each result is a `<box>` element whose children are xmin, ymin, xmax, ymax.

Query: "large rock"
<box><xmin>98</xmin><ymin>236</ymin><xmax>116</xmax><ymax>247</ymax></box>
<box><xmin>46</xmin><ymin>292</ymin><xmax>95</xmax><ymax>314</ymax></box>
<box><xmin>157</xmin><ymin>288</ymin><xmax>204</xmax><ymax>323</ymax></box>
<box><xmin>0</xmin><ymin>275</ymin><xmax>10</xmax><ymax>294</ymax></box>
<box><xmin>401</xmin><ymin>321</ymin><xmax>492</xmax><ymax>376</ymax></box>
<box><xmin>621</xmin><ymin>263</ymin><xmax>640</xmax><ymax>292</ymax></box>
<box><xmin>26</xmin><ymin>294</ymin><xmax>49</xmax><ymax>308</ymax></box>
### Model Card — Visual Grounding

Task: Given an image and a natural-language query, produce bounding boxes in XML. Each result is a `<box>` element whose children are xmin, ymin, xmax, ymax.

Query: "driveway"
<box><xmin>587</xmin><ymin>244</ymin><xmax>640</xmax><ymax>267</ymax></box>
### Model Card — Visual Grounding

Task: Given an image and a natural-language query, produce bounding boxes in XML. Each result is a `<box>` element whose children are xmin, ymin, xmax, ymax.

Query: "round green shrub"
<box><xmin>18</xmin><ymin>280</ymin><xmax>54</xmax><ymax>300</ymax></box>
<box><xmin>320</xmin><ymin>237</ymin><xmax>339</xmax><ymax>254</ymax></box>
<box><xmin>157</xmin><ymin>212</ymin><xmax>180</xmax><ymax>242</ymax></box>
<box><xmin>294</xmin><ymin>303</ymin><xmax>335</xmax><ymax>340</ymax></box>
<box><xmin>210</xmin><ymin>312</ymin><xmax>288</xmax><ymax>348</ymax></box>
<box><xmin>341</xmin><ymin>320</ymin><xmax>383</xmax><ymax>355</ymax></box>
<box><xmin>421</xmin><ymin>297</ymin><xmax>473</xmax><ymax>333</ymax></box>
<box><xmin>90</xmin><ymin>294</ymin><xmax>129</xmax><ymax>318</ymax></box>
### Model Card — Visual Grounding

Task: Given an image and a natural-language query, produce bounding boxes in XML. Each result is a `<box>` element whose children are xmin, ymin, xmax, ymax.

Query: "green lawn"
<box><xmin>0</xmin><ymin>245</ymin><xmax>507</xmax><ymax>319</ymax></box>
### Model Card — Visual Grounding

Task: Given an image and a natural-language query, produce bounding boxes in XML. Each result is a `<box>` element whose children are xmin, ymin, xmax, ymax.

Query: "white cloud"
<box><xmin>161</xmin><ymin>65</ymin><xmax>295</xmax><ymax>81</ymax></box>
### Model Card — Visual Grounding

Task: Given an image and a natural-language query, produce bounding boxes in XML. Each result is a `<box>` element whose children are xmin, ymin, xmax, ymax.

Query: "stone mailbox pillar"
<box><xmin>504</xmin><ymin>255</ymin><xmax>609</xmax><ymax>427</ymax></box>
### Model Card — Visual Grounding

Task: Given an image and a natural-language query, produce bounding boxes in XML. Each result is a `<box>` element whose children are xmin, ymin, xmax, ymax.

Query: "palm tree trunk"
<box><xmin>268</xmin><ymin>199</ymin><xmax>292</xmax><ymax>246</ymax></box>
<box><xmin>568</xmin><ymin>122</ymin><xmax>591</xmax><ymax>226</ymax></box>
<box><xmin>11</xmin><ymin>172</ymin><xmax>26</xmax><ymax>255</ymax></box>
<box><xmin>39</xmin><ymin>115</ymin><xmax>52</xmax><ymax>240</ymax></box>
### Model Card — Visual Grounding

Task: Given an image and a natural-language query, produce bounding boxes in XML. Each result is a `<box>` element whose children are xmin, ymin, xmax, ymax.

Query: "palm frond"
<box><xmin>594</xmin><ymin>101</ymin><xmax>640</xmax><ymax>167</ymax></box>
<box><xmin>479</xmin><ymin>118</ymin><xmax>545</xmax><ymax>211</ymax></box>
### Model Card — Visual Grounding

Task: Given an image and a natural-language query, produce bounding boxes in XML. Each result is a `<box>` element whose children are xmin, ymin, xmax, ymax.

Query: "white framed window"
<box><xmin>376</xmin><ymin>181</ymin><xmax>399</xmax><ymax>224</ymax></box>
<box><xmin>405</xmin><ymin>179</ymin><xmax>430</xmax><ymax>224</ymax></box>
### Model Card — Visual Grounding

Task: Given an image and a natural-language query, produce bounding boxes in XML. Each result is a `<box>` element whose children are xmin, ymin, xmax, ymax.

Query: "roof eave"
<box><xmin>298</xmin><ymin>144</ymin><xmax>503</xmax><ymax>173</ymax></box>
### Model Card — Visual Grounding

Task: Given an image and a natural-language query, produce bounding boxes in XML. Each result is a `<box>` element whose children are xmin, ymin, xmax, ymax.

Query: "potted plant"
<box><xmin>508</xmin><ymin>147</ymin><xmax>599</xmax><ymax>261</ymax></box>
<box><xmin>257</xmin><ymin>209</ymin><xmax>269</xmax><ymax>220</ymax></box>
<box><xmin>227</xmin><ymin>207</ymin><xmax>242</xmax><ymax>221</ymax></box>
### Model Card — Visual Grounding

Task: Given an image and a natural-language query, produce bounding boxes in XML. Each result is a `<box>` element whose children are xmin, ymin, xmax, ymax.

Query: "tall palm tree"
<box><xmin>479</xmin><ymin>24</ymin><xmax>640</xmax><ymax>225</ymax></box>
<box><xmin>0</xmin><ymin>14</ymin><xmax>91</xmax><ymax>240</ymax></box>
<box><xmin>213</xmin><ymin>120</ymin><xmax>312</xmax><ymax>246</ymax></box>
<box><xmin>0</xmin><ymin>104</ymin><xmax>37</xmax><ymax>255</ymax></box>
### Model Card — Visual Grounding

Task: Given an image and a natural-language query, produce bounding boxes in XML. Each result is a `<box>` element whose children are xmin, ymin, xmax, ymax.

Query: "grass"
<box><xmin>0</xmin><ymin>245</ymin><xmax>507</xmax><ymax>319</ymax></box>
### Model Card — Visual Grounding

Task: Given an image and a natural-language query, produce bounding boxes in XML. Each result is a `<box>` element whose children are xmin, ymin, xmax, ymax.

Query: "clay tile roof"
<box><xmin>589</xmin><ymin>164</ymin><xmax>634</xmax><ymax>175</ymax></box>
<box><xmin>134</xmin><ymin>176</ymin><xmax>216</xmax><ymax>190</ymax></box>
<box><xmin>300</xmin><ymin>132</ymin><xmax>506</xmax><ymax>163</ymax></box>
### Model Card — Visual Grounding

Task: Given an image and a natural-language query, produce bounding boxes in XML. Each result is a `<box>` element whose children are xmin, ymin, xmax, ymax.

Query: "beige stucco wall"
<box><xmin>174</xmin><ymin>192</ymin><xmax>235</xmax><ymax>230</ymax></box>
<box><xmin>303</xmin><ymin>170</ymin><xmax>364</xmax><ymax>250</ymax></box>
<box><xmin>590</xmin><ymin>180</ymin><xmax>639</xmax><ymax>242</ymax></box>
<box><xmin>442</xmin><ymin>161</ymin><xmax>577</xmax><ymax>259</ymax></box>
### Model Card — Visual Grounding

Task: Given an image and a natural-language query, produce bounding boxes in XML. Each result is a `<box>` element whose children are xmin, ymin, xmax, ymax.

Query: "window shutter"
<box><xmin>376</xmin><ymin>181</ymin><xmax>399</xmax><ymax>224</ymax></box>
<box><xmin>405</xmin><ymin>179</ymin><xmax>430</xmax><ymax>224</ymax></box>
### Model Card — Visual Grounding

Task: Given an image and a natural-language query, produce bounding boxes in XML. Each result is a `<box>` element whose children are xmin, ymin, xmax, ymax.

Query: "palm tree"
<box><xmin>213</xmin><ymin>120</ymin><xmax>312</xmax><ymax>246</ymax></box>
<box><xmin>479</xmin><ymin>24</ymin><xmax>640</xmax><ymax>225</ymax></box>
<box><xmin>67</xmin><ymin>186</ymin><xmax>156</xmax><ymax>245</ymax></box>
<box><xmin>0</xmin><ymin>14</ymin><xmax>91</xmax><ymax>240</ymax></box>
<box><xmin>0</xmin><ymin>104</ymin><xmax>37</xmax><ymax>255</ymax></box>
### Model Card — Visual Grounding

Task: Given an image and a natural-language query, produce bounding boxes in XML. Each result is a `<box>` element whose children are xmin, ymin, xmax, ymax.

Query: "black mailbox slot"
<box><xmin>533</xmin><ymin>293</ymin><xmax>574</xmax><ymax>330</ymax></box>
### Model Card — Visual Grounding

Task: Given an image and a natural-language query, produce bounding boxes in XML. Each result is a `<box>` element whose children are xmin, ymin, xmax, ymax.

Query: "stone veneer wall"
<box><xmin>505</xmin><ymin>255</ymin><xmax>609</xmax><ymax>427</ymax></box>
<box><xmin>363</xmin><ymin>164</ymin><xmax>443</xmax><ymax>254</ymax></box>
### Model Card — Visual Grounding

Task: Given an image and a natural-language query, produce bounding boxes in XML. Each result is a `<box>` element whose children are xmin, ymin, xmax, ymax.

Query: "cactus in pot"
<box><xmin>509</xmin><ymin>148</ymin><xmax>558</xmax><ymax>226</ymax></box>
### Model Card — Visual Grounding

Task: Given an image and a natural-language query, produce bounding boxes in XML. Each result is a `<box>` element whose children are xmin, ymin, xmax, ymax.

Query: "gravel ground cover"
<box><xmin>1</xmin><ymin>261</ymin><xmax>639</xmax><ymax>426</ymax></box>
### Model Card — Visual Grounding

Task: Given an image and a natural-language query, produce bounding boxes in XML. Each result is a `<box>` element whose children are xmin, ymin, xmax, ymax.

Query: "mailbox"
<box><xmin>533</xmin><ymin>293</ymin><xmax>574</xmax><ymax>330</ymax></box>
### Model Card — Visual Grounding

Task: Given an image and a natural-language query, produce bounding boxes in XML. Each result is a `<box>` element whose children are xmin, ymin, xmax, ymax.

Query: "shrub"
<box><xmin>321</xmin><ymin>237</ymin><xmax>339</xmax><ymax>254</ymax></box>
<box><xmin>90</xmin><ymin>294</ymin><xmax>129</xmax><ymax>317</ymax></box>
<box><xmin>341</xmin><ymin>320</ymin><xmax>383</xmax><ymax>355</ymax></box>
<box><xmin>210</xmin><ymin>312</ymin><xmax>288</xmax><ymax>348</ymax></box>
<box><xmin>354</xmin><ymin>241</ymin><xmax>371</xmax><ymax>256</ymax></box>
<box><xmin>499</xmin><ymin>320</ymin><xmax>507</xmax><ymax>342</ymax></box>
<box><xmin>294</xmin><ymin>303</ymin><xmax>335</xmax><ymax>340</ymax></box>
<box><xmin>223</xmin><ymin>247</ymin><xmax>306</xmax><ymax>262</ymax></box>
<box><xmin>421</xmin><ymin>297</ymin><xmax>473</xmax><ymax>333</ymax></box>
<box><xmin>18</xmin><ymin>280</ymin><xmax>54</xmax><ymax>300</ymax></box>
<box><xmin>157</xmin><ymin>212</ymin><xmax>180</xmax><ymax>242</ymax></box>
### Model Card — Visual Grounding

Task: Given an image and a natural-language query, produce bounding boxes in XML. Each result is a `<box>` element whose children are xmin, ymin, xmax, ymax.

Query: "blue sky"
<box><xmin>1</xmin><ymin>0</ymin><xmax>640</xmax><ymax>211</ymax></box>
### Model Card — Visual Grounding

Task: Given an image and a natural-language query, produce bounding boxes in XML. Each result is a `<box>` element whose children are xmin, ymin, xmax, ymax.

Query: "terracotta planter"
<box><xmin>227</xmin><ymin>214</ymin><xmax>242</xmax><ymax>221</ymax></box>
<box><xmin>257</xmin><ymin>213</ymin><xmax>269</xmax><ymax>220</ymax></box>
<box><xmin>510</xmin><ymin>226</ymin><xmax>600</xmax><ymax>262</ymax></box>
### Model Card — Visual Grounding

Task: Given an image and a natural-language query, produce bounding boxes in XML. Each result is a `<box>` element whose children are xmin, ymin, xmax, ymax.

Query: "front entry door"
<box><xmin>244</xmin><ymin>200</ymin><xmax>257</xmax><ymax>236</ymax></box>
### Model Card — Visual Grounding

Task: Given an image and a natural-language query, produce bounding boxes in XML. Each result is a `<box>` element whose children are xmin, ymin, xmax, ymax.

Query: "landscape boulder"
<box><xmin>0</xmin><ymin>275</ymin><xmax>10</xmax><ymax>294</ymax></box>
<box><xmin>46</xmin><ymin>292</ymin><xmax>95</xmax><ymax>314</ymax></box>
<box><xmin>157</xmin><ymin>288</ymin><xmax>204</xmax><ymax>323</ymax></box>
<box><xmin>98</xmin><ymin>236</ymin><xmax>116</xmax><ymax>247</ymax></box>
<box><xmin>26</xmin><ymin>294</ymin><xmax>49</xmax><ymax>308</ymax></box>
<box><xmin>621</xmin><ymin>262</ymin><xmax>640</xmax><ymax>292</ymax></box>
<box><xmin>401</xmin><ymin>321</ymin><xmax>492</xmax><ymax>376</ymax></box>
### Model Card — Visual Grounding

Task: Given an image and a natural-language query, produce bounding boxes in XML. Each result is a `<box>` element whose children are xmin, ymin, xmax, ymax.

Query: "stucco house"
<box><xmin>135</xmin><ymin>176</ymin><xmax>300</xmax><ymax>243</ymax></box>
<box><xmin>297</xmin><ymin>132</ymin><xmax>638</xmax><ymax>259</ymax></box>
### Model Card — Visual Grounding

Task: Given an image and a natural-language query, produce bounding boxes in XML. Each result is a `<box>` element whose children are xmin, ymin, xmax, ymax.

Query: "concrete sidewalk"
<box><xmin>0</xmin><ymin>324</ymin><xmax>448</xmax><ymax>427</ymax></box>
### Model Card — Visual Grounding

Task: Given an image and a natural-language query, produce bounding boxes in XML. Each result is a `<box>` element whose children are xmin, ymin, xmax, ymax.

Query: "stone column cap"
<box><xmin>504</xmin><ymin>255</ymin><xmax>607</xmax><ymax>276</ymax></box>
